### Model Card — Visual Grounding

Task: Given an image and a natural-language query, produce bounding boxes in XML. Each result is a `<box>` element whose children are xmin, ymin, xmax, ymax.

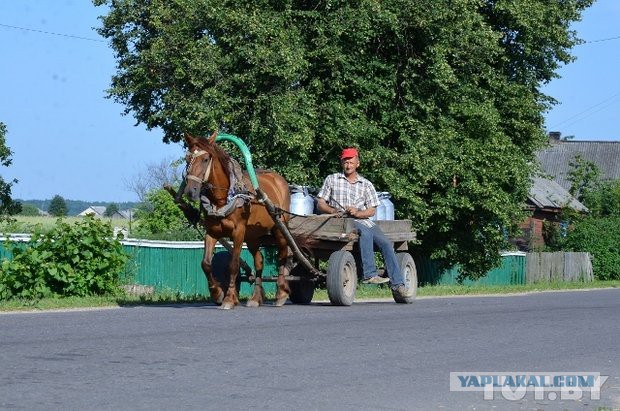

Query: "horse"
<box><xmin>167</xmin><ymin>131</ymin><xmax>292</xmax><ymax>309</ymax></box>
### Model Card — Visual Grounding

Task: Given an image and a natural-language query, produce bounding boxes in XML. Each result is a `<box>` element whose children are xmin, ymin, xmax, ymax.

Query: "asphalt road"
<box><xmin>1</xmin><ymin>289</ymin><xmax>619</xmax><ymax>410</ymax></box>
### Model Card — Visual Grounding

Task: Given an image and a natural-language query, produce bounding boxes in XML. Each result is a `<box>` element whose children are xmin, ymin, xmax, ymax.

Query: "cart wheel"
<box><xmin>288</xmin><ymin>264</ymin><xmax>315</xmax><ymax>304</ymax></box>
<box><xmin>327</xmin><ymin>251</ymin><xmax>357</xmax><ymax>306</ymax></box>
<box><xmin>392</xmin><ymin>252</ymin><xmax>417</xmax><ymax>304</ymax></box>
<box><xmin>212</xmin><ymin>251</ymin><xmax>241</xmax><ymax>295</ymax></box>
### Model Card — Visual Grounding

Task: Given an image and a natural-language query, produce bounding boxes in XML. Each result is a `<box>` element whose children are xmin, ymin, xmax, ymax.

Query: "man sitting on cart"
<box><xmin>316</xmin><ymin>147</ymin><xmax>407</xmax><ymax>299</ymax></box>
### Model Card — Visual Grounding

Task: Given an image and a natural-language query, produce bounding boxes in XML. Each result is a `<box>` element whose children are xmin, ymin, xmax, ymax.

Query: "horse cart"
<box><xmin>177</xmin><ymin>132</ymin><xmax>418</xmax><ymax>307</ymax></box>
<box><xmin>251</xmin><ymin>214</ymin><xmax>418</xmax><ymax>305</ymax></box>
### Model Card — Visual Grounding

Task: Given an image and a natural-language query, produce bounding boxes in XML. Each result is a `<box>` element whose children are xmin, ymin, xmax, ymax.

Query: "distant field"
<box><xmin>1</xmin><ymin>215</ymin><xmax>131</xmax><ymax>233</ymax></box>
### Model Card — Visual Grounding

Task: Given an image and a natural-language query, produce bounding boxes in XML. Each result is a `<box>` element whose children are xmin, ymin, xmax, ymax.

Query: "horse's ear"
<box><xmin>207</xmin><ymin>129</ymin><xmax>218</xmax><ymax>144</ymax></box>
<box><xmin>184</xmin><ymin>132</ymin><xmax>198</xmax><ymax>147</ymax></box>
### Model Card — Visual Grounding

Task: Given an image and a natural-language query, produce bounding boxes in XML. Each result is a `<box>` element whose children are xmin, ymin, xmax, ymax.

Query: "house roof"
<box><xmin>118</xmin><ymin>209</ymin><xmax>135</xmax><ymax>219</ymax></box>
<box><xmin>78</xmin><ymin>206</ymin><xmax>135</xmax><ymax>219</ymax></box>
<box><xmin>527</xmin><ymin>177</ymin><xmax>588</xmax><ymax>213</ymax></box>
<box><xmin>78</xmin><ymin>206</ymin><xmax>106</xmax><ymax>216</ymax></box>
<box><xmin>536</xmin><ymin>140</ymin><xmax>620</xmax><ymax>190</ymax></box>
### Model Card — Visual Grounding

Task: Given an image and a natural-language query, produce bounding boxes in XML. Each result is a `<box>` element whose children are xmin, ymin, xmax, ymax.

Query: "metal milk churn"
<box><xmin>371</xmin><ymin>194</ymin><xmax>386</xmax><ymax>221</ymax></box>
<box><xmin>289</xmin><ymin>185</ymin><xmax>315</xmax><ymax>216</ymax></box>
<box><xmin>380</xmin><ymin>192</ymin><xmax>395</xmax><ymax>220</ymax></box>
<box><xmin>373</xmin><ymin>192</ymin><xmax>394</xmax><ymax>221</ymax></box>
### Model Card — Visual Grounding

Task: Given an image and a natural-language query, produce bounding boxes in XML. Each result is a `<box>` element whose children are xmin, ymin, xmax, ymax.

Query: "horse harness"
<box><xmin>186</xmin><ymin>149</ymin><xmax>253</xmax><ymax>218</ymax></box>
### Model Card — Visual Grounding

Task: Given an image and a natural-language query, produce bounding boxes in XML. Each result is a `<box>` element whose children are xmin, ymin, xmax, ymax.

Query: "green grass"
<box><xmin>312</xmin><ymin>280</ymin><xmax>620</xmax><ymax>301</ymax></box>
<box><xmin>1</xmin><ymin>280</ymin><xmax>618</xmax><ymax>312</ymax></box>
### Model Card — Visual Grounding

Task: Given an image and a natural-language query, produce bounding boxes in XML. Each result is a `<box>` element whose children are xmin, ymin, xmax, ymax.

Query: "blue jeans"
<box><xmin>354</xmin><ymin>220</ymin><xmax>404</xmax><ymax>288</ymax></box>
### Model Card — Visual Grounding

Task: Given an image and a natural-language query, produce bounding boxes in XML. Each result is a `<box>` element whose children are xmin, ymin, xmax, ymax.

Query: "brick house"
<box><xmin>515</xmin><ymin>133</ymin><xmax>620</xmax><ymax>250</ymax></box>
<box><xmin>516</xmin><ymin>177</ymin><xmax>588</xmax><ymax>251</ymax></box>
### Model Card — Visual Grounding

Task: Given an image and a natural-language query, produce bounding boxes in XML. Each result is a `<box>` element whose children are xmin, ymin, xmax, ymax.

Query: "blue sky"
<box><xmin>543</xmin><ymin>0</ymin><xmax>620</xmax><ymax>141</ymax></box>
<box><xmin>1</xmin><ymin>1</ymin><xmax>619</xmax><ymax>202</ymax></box>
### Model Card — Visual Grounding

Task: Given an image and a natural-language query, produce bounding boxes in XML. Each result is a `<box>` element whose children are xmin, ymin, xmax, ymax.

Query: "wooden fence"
<box><xmin>526</xmin><ymin>252</ymin><xmax>593</xmax><ymax>283</ymax></box>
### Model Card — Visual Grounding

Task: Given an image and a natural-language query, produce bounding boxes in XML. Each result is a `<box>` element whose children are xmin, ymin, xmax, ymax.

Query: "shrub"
<box><xmin>18</xmin><ymin>204</ymin><xmax>41</xmax><ymax>216</ymax></box>
<box><xmin>132</xmin><ymin>188</ymin><xmax>201</xmax><ymax>240</ymax></box>
<box><xmin>0</xmin><ymin>216</ymin><xmax>128</xmax><ymax>300</ymax></box>
<box><xmin>563</xmin><ymin>216</ymin><xmax>620</xmax><ymax>281</ymax></box>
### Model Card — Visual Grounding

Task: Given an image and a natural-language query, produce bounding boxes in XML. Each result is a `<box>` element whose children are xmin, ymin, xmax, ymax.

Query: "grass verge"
<box><xmin>1</xmin><ymin>280</ymin><xmax>618</xmax><ymax>312</ymax></box>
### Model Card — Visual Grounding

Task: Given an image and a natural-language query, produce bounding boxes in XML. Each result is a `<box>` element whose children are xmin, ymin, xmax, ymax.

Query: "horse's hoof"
<box><xmin>210</xmin><ymin>291</ymin><xmax>224</xmax><ymax>305</ymax></box>
<box><xmin>274</xmin><ymin>297</ymin><xmax>288</xmax><ymax>307</ymax></box>
<box><xmin>219</xmin><ymin>302</ymin><xmax>235</xmax><ymax>310</ymax></box>
<box><xmin>246</xmin><ymin>300</ymin><xmax>260</xmax><ymax>308</ymax></box>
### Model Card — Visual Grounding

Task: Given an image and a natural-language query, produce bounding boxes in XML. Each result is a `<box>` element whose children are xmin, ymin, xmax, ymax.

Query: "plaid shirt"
<box><xmin>317</xmin><ymin>172</ymin><xmax>380</xmax><ymax>212</ymax></box>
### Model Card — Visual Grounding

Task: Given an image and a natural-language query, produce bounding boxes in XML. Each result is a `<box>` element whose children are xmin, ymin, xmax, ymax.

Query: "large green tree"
<box><xmin>48</xmin><ymin>195</ymin><xmax>68</xmax><ymax>217</ymax></box>
<box><xmin>0</xmin><ymin>123</ymin><xmax>21</xmax><ymax>217</ymax></box>
<box><xmin>94</xmin><ymin>0</ymin><xmax>592</xmax><ymax>277</ymax></box>
<box><xmin>104</xmin><ymin>203</ymin><xmax>120</xmax><ymax>217</ymax></box>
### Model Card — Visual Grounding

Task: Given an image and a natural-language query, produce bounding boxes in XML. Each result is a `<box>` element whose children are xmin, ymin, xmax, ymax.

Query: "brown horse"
<box><xmin>172</xmin><ymin>131</ymin><xmax>292</xmax><ymax>309</ymax></box>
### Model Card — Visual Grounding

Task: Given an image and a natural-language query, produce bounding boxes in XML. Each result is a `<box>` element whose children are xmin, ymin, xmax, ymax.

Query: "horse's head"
<box><xmin>183</xmin><ymin>131</ymin><xmax>218</xmax><ymax>202</ymax></box>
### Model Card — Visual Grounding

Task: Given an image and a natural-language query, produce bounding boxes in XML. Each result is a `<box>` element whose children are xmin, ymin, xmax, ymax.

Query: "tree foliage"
<box><xmin>18</xmin><ymin>204</ymin><xmax>41</xmax><ymax>216</ymax></box>
<box><xmin>563</xmin><ymin>216</ymin><xmax>620</xmax><ymax>281</ymax></box>
<box><xmin>0</xmin><ymin>122</ymin><xmax>21</xmax><ymax>217</ymax></box>
<box><xmin>133</xmin><ymin>188</ymin><xmax>201</xmax><ymax>240</ymax></box>
<box><xmin>581</xmin><ymin>179</ymin><xmax>620</xmax><ymax>218</ymax></box>
<box><xmin>48</xmin><ymin>195</ymin><xmax>68</xmax><ymax>217</ymax></box>
<box><xmin>105</xmin><ymin>203</ymin><xmax>120</xmax><ymax>217</ymax></box>
<box><xmin>551</xmin><ymin>173</ymin><xmax>620</xmax><ymax>280</ymax></box>
<box><xmin>567</xmin><ymin>154</ymin><xmax>601</xmax><ymax>201</ymax></box>
<box><xmin>95</xmin><ymin>0</ymin><xmax>593</xmax><ymax>277</ymax></box>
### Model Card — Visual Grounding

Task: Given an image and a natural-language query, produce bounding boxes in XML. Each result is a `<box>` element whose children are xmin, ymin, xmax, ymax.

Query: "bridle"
<box><xmin>184</xmin><ymin>148</ymin><xmax>230</xmax><ymax>193</ymax></box>
<box><xmin>185</xmin><ymin>149</ymin><xmax>213</xmax><ymax>185</ymax></box>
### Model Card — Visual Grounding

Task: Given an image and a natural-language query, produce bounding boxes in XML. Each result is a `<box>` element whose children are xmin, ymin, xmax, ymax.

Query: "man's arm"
<box><xmin>318</xmin><ymin>197</ymin><xmax>376</xmax><ymax>219</ymax></box>
<box><xmin>346</xmin><ymin>206</ymin><xmax>375</xmax><ymax>219</ymax></box>
<box><xmin>317</xmin><ymin>197</ymin><xmax>337</xmax><ymax>214</ymax></box>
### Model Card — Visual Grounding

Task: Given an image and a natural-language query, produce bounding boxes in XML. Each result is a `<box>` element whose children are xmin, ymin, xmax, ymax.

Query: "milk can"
<box><xmin>371</xmin><ymin>197</ymin><xmax>386</xmax><ymax>221</ymax></box>
<box><xmin>289</xmin><ymin>185</ymin><xmax>315</xmax><ymax>216</ymax></box>
<box><xmin>379</xmin><ymin>192</ymin><xmax>395</xmax><ymax>220</ymax></box>
<box><xmin>372</xmin><ymin>192</ymin><xmax>394</xmax><ymax>221</ymax></box>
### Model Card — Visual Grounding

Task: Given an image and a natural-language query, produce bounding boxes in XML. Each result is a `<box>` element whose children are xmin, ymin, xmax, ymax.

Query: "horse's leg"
<box><xmin>273</xmin><ymin>230</ymin><xmax>292</xmax><ymax>307</ymax></box>
<box><xmin>246</xmin><ymin>240</ymin><xmax>265</xmax><ymax>308</ymax></box>
<box><xmin>201</xmin><ymin>235</ymin><xmax>224</xmax><ymax>304</ymax></box>
<box><xmin>220</xmin><ymin>229</ymin><xmax>245</xmax><ymax>310</ymax></box>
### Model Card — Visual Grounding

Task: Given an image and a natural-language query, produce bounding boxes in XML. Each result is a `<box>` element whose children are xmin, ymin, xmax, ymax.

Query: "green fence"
<box><xmin>415</xmin><ymin>252</ymin><xmax>527</xmax><ymax>286</ymax></box>
<box><xmin>121</xmin><ymin>239</ymin><xmax>278</xmax><ymax>296</ymax></box>
<box><xmin>0</xmin><ymin>235</ymin><xmax>533</xmax><ymax>293</ymax></box>
<box><xmin>122</xmin><ymin>244</ymin><xmax>527</xmax><ymax>292</ymax></box>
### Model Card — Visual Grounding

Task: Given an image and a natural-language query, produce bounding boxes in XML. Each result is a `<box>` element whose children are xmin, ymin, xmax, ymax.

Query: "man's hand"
<box><xmin>346</xmin><ymin>206</ymin><xmax>376</xmax><ymax>219</ymax></box>
<box><xmin>345</xmin><ymin>206</ymin><xmax>360</xmax><ymax>218</ymax></box>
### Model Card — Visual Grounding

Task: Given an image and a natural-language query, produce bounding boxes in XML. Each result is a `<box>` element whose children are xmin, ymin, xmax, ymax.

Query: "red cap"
<box><xmin>340</xmin><ymin>147</ymin><xmax>358</xmax><ymax>159</ymax></box>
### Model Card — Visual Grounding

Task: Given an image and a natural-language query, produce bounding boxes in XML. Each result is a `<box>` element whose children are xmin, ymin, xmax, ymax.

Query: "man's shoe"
<box><xmin>391</xmin><ymin>284</ymin><xmax>409</xmax><ymax>298</ymax></box>
<box><xmin>362</xmin><ymin>275</ymin><xmax>390</xmax><ymax>285</ymax></box>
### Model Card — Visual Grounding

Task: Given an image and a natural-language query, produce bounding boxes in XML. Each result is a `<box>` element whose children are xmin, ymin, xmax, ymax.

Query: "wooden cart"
<box><xmin>251</xmin><ymin>214</ymin><xmax>418</xmax><ymax>306</ymax></box>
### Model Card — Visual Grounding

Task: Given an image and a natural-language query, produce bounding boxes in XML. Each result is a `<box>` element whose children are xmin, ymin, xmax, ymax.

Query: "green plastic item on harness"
<box><xmin>176</xmin><ymin>132</ymin><xmax>260</xmax><ymax>201</ymax></box>
<box><xmin>215</xmin><ymin>133</ymin><xmax>260</xmax><ymax>190</ymax></box>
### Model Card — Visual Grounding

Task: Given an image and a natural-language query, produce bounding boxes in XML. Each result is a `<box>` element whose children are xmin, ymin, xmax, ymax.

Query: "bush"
<box><xmin>132</xmin><ymin>189</ymin><xmax>201</xmax><ymax>240</ymax></box>
<box><xmin>0</xmin><ymin>216</ymin><xmax>128</xmax><ymax>300</ymax></box>
<box><xmin>18</xmin><ymin>204</ymin><xmax>41</xmax><ymax>216</ymax></box>
<box><xmin>564</xmin><ymin>216</ymin><xmax>620</xmax><ymax>281</ymax></box>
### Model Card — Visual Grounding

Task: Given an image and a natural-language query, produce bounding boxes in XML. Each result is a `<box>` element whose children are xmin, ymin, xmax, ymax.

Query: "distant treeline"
<box><xmin>17</xmin><ymin>199</ymin><xmax>140</xmax><ymax>216</ymax></box>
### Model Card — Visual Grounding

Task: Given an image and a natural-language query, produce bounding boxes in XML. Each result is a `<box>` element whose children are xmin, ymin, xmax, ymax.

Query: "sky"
<box><xmin>0</xmin><ymin>1</ymin><xmax>619</xmax><ymax>203</ymax></box>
